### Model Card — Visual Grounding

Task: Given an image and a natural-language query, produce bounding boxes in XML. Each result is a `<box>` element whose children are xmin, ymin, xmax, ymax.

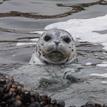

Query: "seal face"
<box><xmin>30</xmin><ymin>29</ymin><xmax>77</xmax><ymax>65</ymax></box>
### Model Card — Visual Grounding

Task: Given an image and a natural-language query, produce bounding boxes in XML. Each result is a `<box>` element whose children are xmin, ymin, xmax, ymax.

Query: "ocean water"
<box><xmin>0</xmin><ymin>0</ymin><xmax>107</xmax><ymax>106</ymax></box>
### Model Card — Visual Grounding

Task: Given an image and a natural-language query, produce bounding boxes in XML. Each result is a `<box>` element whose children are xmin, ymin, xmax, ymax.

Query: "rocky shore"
<box><xmin>0</xmin><ymin>73</ymin><xmax>107</xmax><ymax>107</ymax></box>
<box><xmin>0</xmin><ymin>73</ymin><xmax>66</xmax><ymax>107</ymax></box>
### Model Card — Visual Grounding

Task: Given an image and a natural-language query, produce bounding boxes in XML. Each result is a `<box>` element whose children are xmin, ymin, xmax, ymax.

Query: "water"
<box><xmin>0</xmin><ymin>0</ymin><xmax>107</xmax><ymax>106</ymax></box>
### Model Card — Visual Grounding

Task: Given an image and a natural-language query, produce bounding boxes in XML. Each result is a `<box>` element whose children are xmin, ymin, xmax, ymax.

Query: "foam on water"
<box><xmin>90</xmin><ymin>73</ymin><xmax>107</xmax><ymax>78</ymax></box>
<box><xmin>85</xmin><ymin>62</ymin><xmax>92</xmax><ymax>66</ymax></box>
<box><xmin>45</xmin><ymin>15</ymin><xmax>107</xmax><ymax>79</ymax></box>
<box><xmin>96</xmin><ymin>61</ymin><xmax>107</xmax><ymax>67</ymax></box>
<box><xmin>90</xmin><ymin>61</ymin><xmax>107</xmax><ymax>77</ymax></box>
<box><xmin>45</xmin><ymin>14</ymin><xmax>107</xmax><ymax>50</ymax></box>
<box><xmin>17</xmin><ymin>15</ymin><xmax>107</xmax><ymax>48</ymax></box>
<box><xmin>16</xmin><ymin>38</ymin><xmax>38</xmax><ymax>46</ymax></box>
<box><xmin>16</xmin><ymin>42</ymin><xmax>36</xmax><ymax>46</ymax></box>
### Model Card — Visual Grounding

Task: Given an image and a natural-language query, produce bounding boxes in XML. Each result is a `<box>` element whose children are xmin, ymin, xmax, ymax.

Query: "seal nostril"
<box><xmin>54</xmin><ymin>41</ymin><xmax>60</xmax><ymax>45</ymax></box>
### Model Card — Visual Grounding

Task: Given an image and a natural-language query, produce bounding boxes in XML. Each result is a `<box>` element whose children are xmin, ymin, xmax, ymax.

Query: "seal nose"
<box><xmin>54</xmin><ymin>41</ymin><xmax>60</xmax><ymax>46</ymax></box>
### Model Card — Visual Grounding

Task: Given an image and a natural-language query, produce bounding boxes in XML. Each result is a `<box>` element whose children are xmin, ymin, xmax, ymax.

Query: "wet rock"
<box><xmin>14</xmin><ymin>100</ymin><xmax>23</xmax><ymax>107</ymax></box>
<box><xmin>81</xmin><ymin>101</ymin><xmax>102</xmax><ymax>107</ymax></box>
<box><xmin>1</xmin><ymin>73</ymin><xmax>107</xmax><ymax>107</ymax></box>
<box><xmin>103</xmin><ymin>104</ymin><xmax>107</xmax><ymax>107</ymax></box>
<box><xmin>69</xmin><ymin>106</ymin><xmax>76</xmax><ymax>107</ymax></box>
<box><xmin>57</xmin><ymin>100</ymin><xmax>65</xmax><ymax>107</ymax></box>
<box><xmin>99</xmin><ymin>0</ymin><xmax>107</xmax><ymax>5</ymax></box>
<box><xmin>65</xmin><ymin>74</ymin><xmax>80</xmax><ymax>83</ymax></box>
<box><xmin>29</xmin><ymin>102</ymin><xmax>40</xmax><ymax>107</ymax></box>
<box><xmin>0</xmin><ymin>73</ymin><xmax>66</xmax><ymax>107</ymax></box>
<box><xmin>40</xmin><ymin>94</ymin><xmax>51</xmax><ymax>107</ymax></box>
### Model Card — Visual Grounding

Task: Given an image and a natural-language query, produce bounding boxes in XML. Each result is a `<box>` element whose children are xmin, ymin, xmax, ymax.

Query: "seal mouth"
<box><xmin>46</xmin><ymin>51</ymin><xmax>66</xmax><ymax>62</ymax></box>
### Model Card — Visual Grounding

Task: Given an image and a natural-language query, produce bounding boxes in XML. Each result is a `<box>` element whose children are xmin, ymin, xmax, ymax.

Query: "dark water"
<box><xmin>0</xmin><ymin>0</ymin><xmax>107</xmax><ymax>106</ymax></box>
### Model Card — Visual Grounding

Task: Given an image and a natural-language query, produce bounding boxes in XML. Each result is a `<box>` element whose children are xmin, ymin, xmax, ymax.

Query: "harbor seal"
<box><xmin>30</xmin><ymin>29</ymin><xmax>77</xmax><ymax>65</ymax></box>
<box><xmin>4</xmin><ymin>29</ymin><xmax>79</xmax><ymax>90</ymax></box>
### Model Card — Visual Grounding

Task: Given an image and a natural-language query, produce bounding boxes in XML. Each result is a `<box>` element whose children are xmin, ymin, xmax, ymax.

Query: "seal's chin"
<box><xmin>46</xmin><ymin>50</ymin><xmax>67</xmax><ymax>63</ymax></box>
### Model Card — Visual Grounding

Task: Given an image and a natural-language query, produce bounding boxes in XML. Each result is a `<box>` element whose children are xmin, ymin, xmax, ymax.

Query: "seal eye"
<box><xmin>63</xmin><ymin>37</ymin><xmax>71</xmax><ymax>43</ymax></box>
<box><xmin>44</xmin><ymin>35</ymin><xmax>51</xmax><ymax>42</ymax></box>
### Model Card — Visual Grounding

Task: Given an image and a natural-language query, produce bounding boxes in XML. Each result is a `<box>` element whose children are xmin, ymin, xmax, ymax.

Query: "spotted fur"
<box><xmin>30</xmin><ymin>29</ymin><xmax>77</xmax><ymax>65</ymax></box>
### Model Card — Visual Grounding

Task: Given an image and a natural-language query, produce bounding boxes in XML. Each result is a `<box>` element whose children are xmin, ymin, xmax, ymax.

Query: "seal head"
<box><xmin>30</xmin><ymin>29</ymin><xmax>76</xmax><ymax>65</ymax></box>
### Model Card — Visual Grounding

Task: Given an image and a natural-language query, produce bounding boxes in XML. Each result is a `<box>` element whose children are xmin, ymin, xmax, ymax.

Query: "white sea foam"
<box><xmin>85</xmin><ymin>62</ymin><xmax>92</xmax><ymax>66</ymax></box>
<box><xmin>16</xmin><ymin>38</ymin><xmax>38</xmax><ymax>46</ymax></box>
<box><xmin>96</xmin><ymin>61</ymin><xmax>107</xmax><ymax>67</ymax></box>
<box><xmin>101</xmin><ymin>81</ymin><xmax>107</xmax><ymax>84</ymax></box>
<box><xmin>16</xmin><ymin>15</ymin><xmax>107</xmax><ymax>49</ymax></box>
<box><xmin>90</xmin><ymin>73</ymin><xmax>107</xmax><ymax>77</ymax></box>
<box><xmin>16</xmin><ymin>42</ymin><xmax>36</xmax><ymax>46</ymax></box>
<box><xmin>30</xmin><ymin>31</ymin><xmax>44</xmax><ymax>34</ymax></box>
<box><xmin>97</xmin><ymin>63</ymin><xmax>107</xmax><ymax>67</ymax></box>
<box><xmin>45</xmin><ymin>15</ymin><xmax>107</xmax><ymax>50</ymax></box>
